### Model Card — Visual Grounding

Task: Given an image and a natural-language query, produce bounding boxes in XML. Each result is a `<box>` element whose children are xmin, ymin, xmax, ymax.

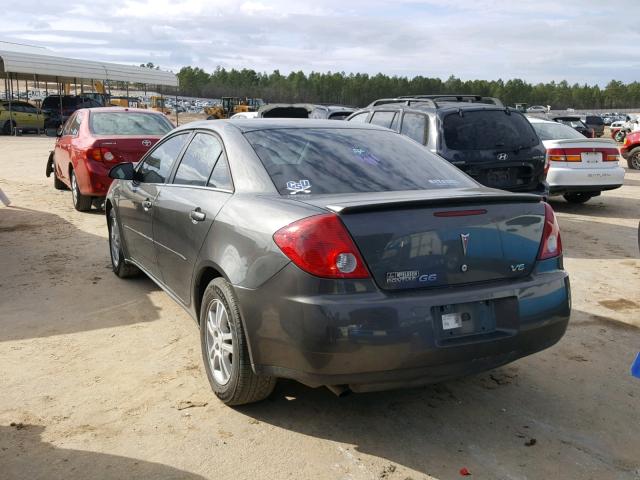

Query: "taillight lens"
<box><xmin>86</xmin><ymin>147</ymin><xmax>116</xmax><ymax>162</ymax></box>
<box><xmin>547</xmin><ymin>147</ymin><xmax>619</xmax><ymax>163</ymax></box>
<box><xmin>538</xmin><ymin>202</ymin><xmax>562</xmax><ymax>260</ymax></box>
<box><xmin>273</xmin><ymin>213</ymin><xmax>370</xmax><ymax>279</ymax></box>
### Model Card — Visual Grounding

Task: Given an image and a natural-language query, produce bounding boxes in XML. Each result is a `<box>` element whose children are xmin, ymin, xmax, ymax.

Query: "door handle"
<box><xmin>190</xmin><ymin>208</ymin><xmax>206</xmax><ymax>223</ymax></box>
<box><xmin>142</xmin><ymin>199</ymin><xmax>153</xmax><ymax>211</ymax></box>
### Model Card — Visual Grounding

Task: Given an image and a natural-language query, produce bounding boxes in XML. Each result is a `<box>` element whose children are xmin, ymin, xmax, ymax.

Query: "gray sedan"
<box><xmin>106</xmin><ymin>119</ymin><xmax>570</xmax><ymax>405</ymax></box>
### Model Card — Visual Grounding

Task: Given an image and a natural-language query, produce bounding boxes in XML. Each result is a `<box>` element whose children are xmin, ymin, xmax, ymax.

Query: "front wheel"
<box><xmin>627</xmin><ymin>147</ymin><xmax>640</xmax><ymax>170</ymax></box>
<box><xmin>70</xmin><ymin>169</ymin><xmax>92</xmax><ymax>211</ymax></box>
<box><xmin>563</xmin><ymin>192</ymin><xmax>594</xmax><ymax>204</ymax></box>
<box><xmin>200</xmin><ymin>278</ymin><xmax>276</xmax><ymax>405</ymax></box>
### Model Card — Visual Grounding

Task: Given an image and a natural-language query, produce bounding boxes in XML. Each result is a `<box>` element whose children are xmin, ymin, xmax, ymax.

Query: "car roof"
<box><xmin>83</xmin><ymin>106</ymin><xmax>164</xmax><ymax>114</ymax></box>
<box><xmin>366</xmin><ymin>101</ymin><xmax>508</xmax><ymax>114</ymax></box>
<box><xmin>176</xmin><ymin>118</ymin><xmax>392</xmax><ymax>134</ymax></box>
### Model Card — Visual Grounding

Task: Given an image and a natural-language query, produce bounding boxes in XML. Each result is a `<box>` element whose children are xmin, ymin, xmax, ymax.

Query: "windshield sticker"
<box><xmin>286</xmin><ymin>179</ymin><xmax>311</xmax><ymax>194</ymax></box>
<box><xmin>352</xmin><ymin>146</ymin><xmax>380</xmax><ymax>166</ymax></box>
<box><xmin>428</xmin><ymin>179</ymin><xmax>460</xmax><ymax>185</ymax></box>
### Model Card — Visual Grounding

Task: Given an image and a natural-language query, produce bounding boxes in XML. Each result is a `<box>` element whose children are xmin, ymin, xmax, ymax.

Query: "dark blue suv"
<box><xmin>347</xmin><ymin>95</ymin><xmax>548</xmax><ymax>195</ymax></box>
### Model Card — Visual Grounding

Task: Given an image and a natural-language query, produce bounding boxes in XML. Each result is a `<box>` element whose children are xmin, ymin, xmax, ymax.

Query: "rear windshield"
<box><xmin>244</xmin><ymin>128</ymin><xmax>476</xmax><ymax>195</ymax></box>
<box><xmin>90</xmin><ymin>112</ymin><xmax>173</xmax><ymax>135</ymax></box>
<box><xmin>584</xmin><ymin>116</ymin><xmax>604</xmax><ymax>125</ymax></box>
<box><xmin>443</xmin><ymin>110</ymin><xmax>539</xmax><ymax>151</ymax></box>
<box><xmin>531</xmin><ymin>122</ymin><xmax>585</xmax><ymax>141</ymax></box>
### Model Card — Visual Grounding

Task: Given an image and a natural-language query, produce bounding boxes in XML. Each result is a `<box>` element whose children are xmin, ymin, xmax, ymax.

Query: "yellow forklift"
<box><xmin>205</xmin><ymin>97</ymin><xmax>262</xmax><ymax>119</ymax></box>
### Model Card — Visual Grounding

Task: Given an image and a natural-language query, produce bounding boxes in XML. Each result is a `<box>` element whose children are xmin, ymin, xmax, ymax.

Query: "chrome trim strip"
<box><xmin>123</xmin><ymin>225</ymin><xmax>153</xmax><ymax>242</ymax></box>
<box><xmin>154</xmin><ymin>240</ymin><xmax>187</xmax><ymax>261</ymax></box>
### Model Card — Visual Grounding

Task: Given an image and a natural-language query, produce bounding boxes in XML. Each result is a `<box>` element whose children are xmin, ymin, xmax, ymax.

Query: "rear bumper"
<box><xmin>236</xmin><ymin>260</ymin><xmax>571</xmax><ymax>390</ymax></box>
<box><xmin>547</xmin><ymin>165</ymin><xmax>624</xmax><ymax>195</ymax></box>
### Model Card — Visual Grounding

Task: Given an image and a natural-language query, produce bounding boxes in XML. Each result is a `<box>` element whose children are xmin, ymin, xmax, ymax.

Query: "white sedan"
<box><xmin>528</xmin><ymin>117</ymin><xmax>625</xmax><ymax>203</ymax></box>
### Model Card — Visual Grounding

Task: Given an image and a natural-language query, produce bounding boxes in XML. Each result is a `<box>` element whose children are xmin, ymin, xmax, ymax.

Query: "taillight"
<box><xmin>273</xmin><ymin>213</ymin><xmax>370</xmax><ymax>279</ymax></box>
<box><xmin>86</xmin><ymin>147</ymin><xmax>116</xmax><ymax>162</ymax></box>
<box><xmin>537</xmin><ymin>202</ymin><xmax>562</xmax><ymax>260</ymax></box>
<box><xmin>603</xmin><ymin>147</ymin><xmax>620</xmax><ymax>162</ymax></box>
<box><xmin>547</xmin><ymin>148</ymin><xmax>580</xmax><ymax>162</ymax></box>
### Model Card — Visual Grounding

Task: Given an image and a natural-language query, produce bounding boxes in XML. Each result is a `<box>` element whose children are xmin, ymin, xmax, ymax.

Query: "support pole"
<box><xmin>175</xmin><ymin>88</ymin><xmax>179</xmax><ymax>125</ymax></box>
<box><xmin>8</xmin><ymin>73</ymin><xmax>14</xmax><ymax>135</ymax></box>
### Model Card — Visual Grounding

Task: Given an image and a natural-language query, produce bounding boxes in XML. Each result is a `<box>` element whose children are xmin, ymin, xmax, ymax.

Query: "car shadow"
<box><xmin>549</xmin><ymin>195</ymin><xmax>639</xmax><ymax>221</ymax></box>
<box><xmin>235</xmin><ymin>308</ymin><xmax>639</xmax><ymax>478</ymax></box>
<box><xmin>0</xmin><ymin>424</ymin><xmax>206</xmax><ymax>480</ymax></box>
<box><xmin>0</xmin><ymin>206</ymin><xmax>162</xmax><ymax>342</ymax></box>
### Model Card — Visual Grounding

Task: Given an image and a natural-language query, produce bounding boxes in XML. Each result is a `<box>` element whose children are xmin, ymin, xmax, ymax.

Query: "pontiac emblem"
<box><xmin>460</xmin><ymin>233</ymin><xmax>470</xmax><ymax>256</ymax></box>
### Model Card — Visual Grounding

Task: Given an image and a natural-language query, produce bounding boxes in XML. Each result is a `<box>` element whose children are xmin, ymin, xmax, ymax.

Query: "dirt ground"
<box><xmin>1</xmin><ymin>135</ymin><xmax>639</xmax><ymax>480</ymax></box>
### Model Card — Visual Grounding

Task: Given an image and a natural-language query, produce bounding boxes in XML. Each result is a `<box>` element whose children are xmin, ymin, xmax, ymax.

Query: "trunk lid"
<box><xmin>94</xmin><ymin>136</ymin><xmax>161</xmax><ymax>164</ymax></box>
<box><xmin>296</xmin><ymin>190</ymin><xmax>545</xmax><ymax>291</ymax></box>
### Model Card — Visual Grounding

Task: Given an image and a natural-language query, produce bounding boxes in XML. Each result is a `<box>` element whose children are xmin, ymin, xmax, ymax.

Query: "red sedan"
<box><xmin>46</xmin><ymin>107</ymin><xmax>174</xmax><ymax>211</ymax></box>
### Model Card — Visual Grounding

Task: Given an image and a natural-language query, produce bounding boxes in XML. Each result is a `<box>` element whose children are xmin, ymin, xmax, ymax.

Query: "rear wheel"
<box><xmin>108</xmin><ymin>208</ymin><xmax>140</xmax><ymax>278</ymax></box>
<box><xmin>628</xmin><ymin>147</ymin><xmax>640</xmax><ymax>170</ymax></box>
<box><xmin>563</xmin><ymin>192</ymin><xmax>593</xmax><ymax>204</ymax></box>
<box><xmin>2</xmin><ymin>120</ymin><xmax>15</xmax><ymax>135</ymax></box>
<box><xmin>70</xmin><ymin>169</ymin><xmax>92</xmax><ymax>211</ymax></box>
<box><xmin>200</xmin><ymin>278</ymin><xmax>276</xmax><ymax>406</ymax></box>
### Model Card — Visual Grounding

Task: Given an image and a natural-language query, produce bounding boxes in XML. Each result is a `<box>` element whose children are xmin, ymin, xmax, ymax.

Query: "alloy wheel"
<box><xmin>110</xmin><ymin>210</ymin><xmax>120</xmax><ymax>268</ymax></box>
<box><xmin>632</xmin><ymin>153</ymin><xmax>640</xmax><ymax>170</ymax></box>
<box><xmin>205</xmin><ymin>299</ymin><xmax>234</xmax><ymax>385</ymax></box>
<box><xmin>71</xmin><ymin>172</ymin><xmax>78</xmax><ymax>206</ymax></box>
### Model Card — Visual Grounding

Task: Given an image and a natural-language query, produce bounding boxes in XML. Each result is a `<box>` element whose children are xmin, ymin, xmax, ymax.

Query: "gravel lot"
<box><xmin>1</xmin><ymin>135</ymin><xmax>639</xmax><ymax>480</ymax></box>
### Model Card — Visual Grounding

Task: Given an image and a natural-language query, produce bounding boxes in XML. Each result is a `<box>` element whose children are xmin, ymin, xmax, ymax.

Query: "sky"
<box><xmin>1</xmin><ymin>0</ymin><xmax>639</xmax><ymax>85</ymax></box>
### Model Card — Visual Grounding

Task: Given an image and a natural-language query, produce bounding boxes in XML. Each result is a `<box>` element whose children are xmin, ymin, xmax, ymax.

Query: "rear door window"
<box><xmin>173</xmin><ymin>133</ymin><xmax>223</xmax><ymax>186</ymax></box>
<box><xmin>400</xmin><ymin>113</ymin><xmax>428</xmax><ymax>144</ymax></box>
<box><xmin>369</xmin><ymin>111</ymin><xmax>396</xmax><ymax>128</ymax></box>
<box><xmin>443</xmin><ymin>110</ymin><xmax>538</xmax><ymax>150</ymax></box>
<box><xmin>208</xmin><ymin>153</ymin><xmax>233</xmax><ymax>190</ymax></box>
<box><xmin>245</xmin><ymin>128</ymin><xmax>475</xmax><ymax>195</ymax></box>
<box><xmin>137</xmin><ymin>132</ymin><xmax>189</xmax><ymax>184</ymax></box>
<box><xmin>347</xmin><ymin>112</ymin><xmax>369</xmax><ymax>123</ymax></box>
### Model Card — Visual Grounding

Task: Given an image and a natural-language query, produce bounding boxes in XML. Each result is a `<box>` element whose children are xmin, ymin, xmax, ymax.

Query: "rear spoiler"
<box><xmin>549</xmin><ymin>138</ymin><xmax>617</xmax><ymax>145</ymax></box>
<box><xmin>327</xmin><ymin>193</ymin><xmax>542</xmax><ymax>214</ymax></box>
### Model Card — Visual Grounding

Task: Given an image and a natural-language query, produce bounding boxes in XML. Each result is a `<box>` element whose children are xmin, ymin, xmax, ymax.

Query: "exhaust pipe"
<box><xmin>326</xmin><ymin>385</ymin><xmax>351</xmax><ymax>397</ymax></box>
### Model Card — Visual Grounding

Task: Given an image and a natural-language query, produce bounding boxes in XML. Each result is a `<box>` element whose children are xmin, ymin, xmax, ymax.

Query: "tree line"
<box><xmin>175</xmin><ymin>66</ymin><xmax>640</xmax><ymax>110</ymax></box>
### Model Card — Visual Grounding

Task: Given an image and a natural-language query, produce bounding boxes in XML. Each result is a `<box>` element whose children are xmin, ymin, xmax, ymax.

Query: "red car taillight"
<box><xmin>86</xmin><ymin>147</ymin><xmax>116</xmax><ymax>162</ymax></box>
<box><xmin>538</xmin><ymin>202</ymin><xmax>562</xmax><ymax>260</ymax></box>
<box><xmin>547</xmin><ymin>147</ymin><xmax>619</xmax><ymax>162</ymax></box>
<box><xmin>273</xmin><ymin>213</ymin><xmax>370</xmax><ymax>279</ymax></box>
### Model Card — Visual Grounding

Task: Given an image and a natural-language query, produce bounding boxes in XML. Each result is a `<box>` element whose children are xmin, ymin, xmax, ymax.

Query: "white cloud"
<box><xmin>1</xmin><ymin>0</ymin><xmax>639</xmax><ymax>84</ymax></box>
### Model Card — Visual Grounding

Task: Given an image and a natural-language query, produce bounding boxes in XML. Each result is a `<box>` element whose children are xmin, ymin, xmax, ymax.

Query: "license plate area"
<box><xmin>432</xmin><ymin>297</ymin><xmax>519</xmax><ymax>343</ymax></box>
<box><xmin>434</xmin><ymin>301</ymin><xmax>496</xmax><ymax>338</ymax></box>
<box><xmin>486</xmin><ymin>169</ymin><xmax>512</xmax><ymax>187</ymax></box>
<box><xmin>581</xmin><ymin>151</ymin><xmax>602</xmax><ymax>163</ymax></box>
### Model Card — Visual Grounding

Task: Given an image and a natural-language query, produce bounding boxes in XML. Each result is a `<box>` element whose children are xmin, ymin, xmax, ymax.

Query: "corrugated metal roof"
<box><xmin>0</xmin><ymin>41</ymin><xmax>178</xmax><ymax>87</ymax></box>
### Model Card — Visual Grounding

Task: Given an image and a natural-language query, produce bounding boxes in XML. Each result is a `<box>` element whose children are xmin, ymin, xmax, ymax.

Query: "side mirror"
<box><xmin>109</xmin><ymin>162</ymin><xmax>135</xmax><ymax>180</ymax></box>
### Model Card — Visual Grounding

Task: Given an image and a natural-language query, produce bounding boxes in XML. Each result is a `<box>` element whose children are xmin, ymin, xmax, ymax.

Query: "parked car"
<box><xmin>41</xmin><ymin>95</ymin><xmax>103</xmax><ymax>130</ymax></box>
<box><xmin>620</xmin><ymin>131</ymin><xmax>640</xmax><ymax>169</ymax></box>
<box><xmin>346</xmin><ymin>97</ymin><xmax>548</xmax><ymax>196</ymax></box>
<box><xmin>257</xmin><ymin>103</ymin><xmax>314</xmax><ymax>118</ymax></box>
<box><xmin>230</xmin><ymin>111</ymin><xmax>258</xmax><ymax>119</ymax></box>
<box><xmin>309</xmin><ymin>105</ymin><xmax>356</xmax><ymax>120</ymax></box>
<box><xmin>580</xmin><ymin>115</ymin><xmax>605</xmax><ymax>137</ymax></box>
<box><xmin>528</xmin><ymin>117</ymin><xmax>625</xmax><ymax>203</ymax></box>
<box><xmin>551</xmin><ymin>116</ymin><xmax>594</xmax><ymax>138</ymax></box>
<box><xmin>527</xmin><ymin>105</ymin><xmax>549</xmax><ymax>114</ymax></box>
<box><xmin>0</xmin><ymin>100</ymin><xmax>45</xmax><ymax>134</ymax></box>
<box><xmin>46</xmin><ymin>107</ymin><xmax>174</xmax><ymax>211</ymax></box>
<box><xmin>105</xmin><ymin>119</ymin><xmax>570</xmax><ymax>405</ymax></box>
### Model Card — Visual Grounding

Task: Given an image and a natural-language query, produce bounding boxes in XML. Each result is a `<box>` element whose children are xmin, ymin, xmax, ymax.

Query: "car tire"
<box><xmin>200</xmin><ymin>277</ymin><xmax>276</xmax><ymax>406</ymax></box>
<box><xmin>563</xmin><ymin>192</ymin><xmax>593</xmax><ymax>204</ymax></box>
<box><xmin>70</xmin><ymin>169</ymin><xmax>92</xmax><ymax>211</ymax></box>
<box><xmin>107</xmin><ymin>208</ymin><xmax>140</xmax><ymax>278</ymax></box>
<box><xmin>628</xmin><ymin>147</ymin><xmax>640</xmax><ymax>170</ymax></box>
<box><xmin>2</xmin><ymin>120</ymin><xmax>15</xmax><ymax>135</ymax></box>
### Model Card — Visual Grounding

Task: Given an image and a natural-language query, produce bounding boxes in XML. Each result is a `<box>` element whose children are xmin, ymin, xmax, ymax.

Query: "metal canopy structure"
<box><xmin>0</xmin><ymin>41</ymin><xmax>178</xmax><ymax>86</ymax></box>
